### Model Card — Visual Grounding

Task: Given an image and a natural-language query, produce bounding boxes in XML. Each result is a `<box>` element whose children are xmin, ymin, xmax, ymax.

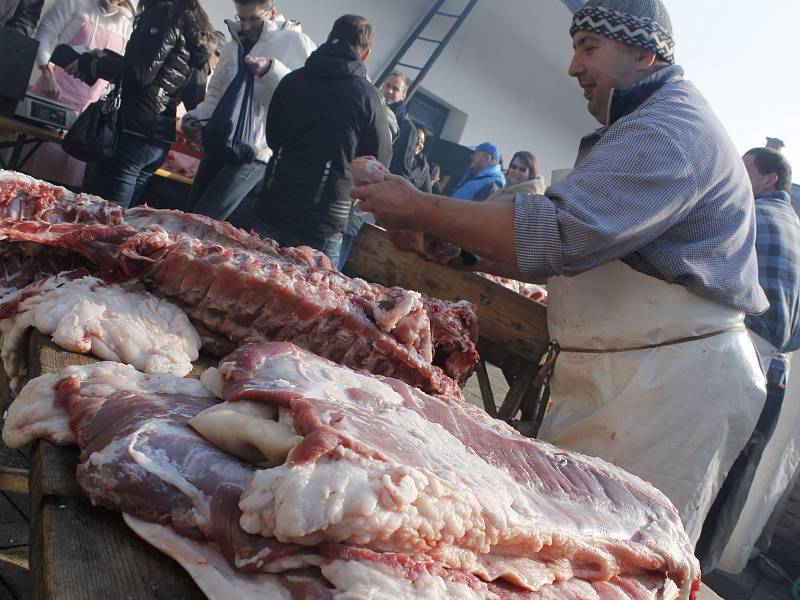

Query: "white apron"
<box><xmin>538</xmin><ymin>261</ymin><xmax>766</xmax><ymax>545</ymax></box>
<box><xmin>717</xmin><ymin>339</ymin><xmax>800</xmax><ymax>573</ymax></box>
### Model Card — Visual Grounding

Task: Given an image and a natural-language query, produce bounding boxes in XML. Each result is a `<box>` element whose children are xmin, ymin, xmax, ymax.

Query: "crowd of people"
<box><xmin>2</xmin><ymin>0</ymin><xmax>799</xmax><ymax>579</ymax></box>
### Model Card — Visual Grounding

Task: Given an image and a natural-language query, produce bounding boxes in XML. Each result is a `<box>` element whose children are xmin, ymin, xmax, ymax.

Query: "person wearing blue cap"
<box><xmin>353</xmin><ymin>0</ymin><xmax>768</xmax><ymax>550</ymax></box>
<box><xmin>450</xmin><ymin>142</ymin><xmax>506</xmax><ymax>201</ymax></box>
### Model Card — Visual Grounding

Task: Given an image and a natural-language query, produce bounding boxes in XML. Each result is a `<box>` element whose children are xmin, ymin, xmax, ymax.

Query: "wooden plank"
<box><xmin>22</xmin><ymin>331</ymin><xmax>213</xmax><ymax>600</ymax></box>
<box><xmin>345</xmin><ymin>224</ymin><xmax>548</xmax><ymax>361</ymax></box>
<box><xmin>0</xmin><ymin>545</ymin><xmax>29</xmax><ymax>600</ymax></box>
<box><xmin>0</xmin><ymin>469</ymin><xmax>27</xmax><ymax>494</ymax></box>
<box><xmin>29</xmin><ymin>442</ymin><xmax>205</xmax><ymax>600</ymax></box>
<box><xmin>474</xmin><ymin>362</ymin><xmax>497</xmax><ymax>418</ymax></box>
<box><xmin>0</xmin><ymin>522</ymin><xmax>28</xmax><ymax>550</ymax></box>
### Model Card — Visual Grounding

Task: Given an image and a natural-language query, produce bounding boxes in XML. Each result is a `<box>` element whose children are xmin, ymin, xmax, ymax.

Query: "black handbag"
<box><xmin>62</xmin><ymin>77</ymin><xmax>123</xmax><ymax>162</ymax></box>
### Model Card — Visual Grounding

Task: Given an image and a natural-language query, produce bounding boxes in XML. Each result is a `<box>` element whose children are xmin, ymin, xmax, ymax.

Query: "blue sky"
<box><xmin>668</xmin><ymin>0</ymin><xmax>798</xmax><ymax>175</ymax></box>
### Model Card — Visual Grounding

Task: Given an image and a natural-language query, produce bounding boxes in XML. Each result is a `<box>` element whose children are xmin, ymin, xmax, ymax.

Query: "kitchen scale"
<box><xmin>14</xmin><ymin>92</ymin><xmax>78</xmax><ymax>131</ymax></box>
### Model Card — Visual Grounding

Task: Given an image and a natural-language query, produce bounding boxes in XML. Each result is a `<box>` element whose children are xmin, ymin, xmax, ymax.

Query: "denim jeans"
<box><xmin>95</xmin><ymin>132</ymin><xmax>171</xmax><ymax>209</ymax></box>
<box><xmin>187</xmin><ymin>159</ymin><xmax>266</xmax><ymax>221</ymax></box>
<box><xmin>256</xmin><ymin>221</ymin><xmax>343</xmax><ymax>267</ymax></box>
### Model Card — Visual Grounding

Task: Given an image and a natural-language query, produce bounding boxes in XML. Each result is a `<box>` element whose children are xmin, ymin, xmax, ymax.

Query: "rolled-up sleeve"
<box><xmin>514</xmin><ymin>119</ymin><xmax>699</xmax><ymax>281</ymax></box>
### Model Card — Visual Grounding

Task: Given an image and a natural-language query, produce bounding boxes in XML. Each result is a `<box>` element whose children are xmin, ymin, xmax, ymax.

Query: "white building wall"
<box><xmin>206</xmin><ymin>0</ymin><xmax>596</xmax><ymax>181</ymax></box>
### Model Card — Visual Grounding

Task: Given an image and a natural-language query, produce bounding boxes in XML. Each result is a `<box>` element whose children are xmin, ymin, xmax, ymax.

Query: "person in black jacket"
<box><xmin>256</xmin><ymin>14</ymin><xmax>392</xmax><ymax>265</ymax></box>
<box><xmin>74</xmin><ymin>0</ymin><xmax>213</xmax><ymax>208</ymax></box>
<box><xmin>380</xmin><ymin>71</ymin><xmax>416</xmax><ymax>180</ymax></box>
<box><xmin>408</xmin><ymin>128</ymin><xmax>432</xmax><ymax>193</ymax></box>
<box><xmin>1</xmin><ymin>0</ymin><xmax>43</xmax><ymax>36</ymax></box>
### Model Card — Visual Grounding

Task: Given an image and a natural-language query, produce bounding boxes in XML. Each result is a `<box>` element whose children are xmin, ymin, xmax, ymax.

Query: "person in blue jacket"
<box><xmin>451</xmin><ymin>142</ymin><xmax>505</xmax><ymax>200</ymax></box>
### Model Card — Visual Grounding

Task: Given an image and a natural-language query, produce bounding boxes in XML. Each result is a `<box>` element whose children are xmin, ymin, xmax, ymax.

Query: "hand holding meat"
<box><xmin>350</xmin><ymin>171</ymin><xmax>421</xmax><ymax>230</ymax></box>
<box><xmin>351</xmin><ymin>155</ymin><xmax>389</xmax><ymax>186</ymax></box>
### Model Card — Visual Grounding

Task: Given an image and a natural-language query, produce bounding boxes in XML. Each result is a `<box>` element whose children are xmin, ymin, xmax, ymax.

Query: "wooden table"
<box><xmin>0</xmin><ymin>115</ymin><xmax>63</xmax><ymax>171</ymax></box>
<box><xmin>345</xmin><ymin>224</ymin><xmax>551</xmax><ymax>432</ymax></box>
<box><xmin>19</xmin><ymin>331</ymin><xmax>206</xmax><ymax>599</ymax></box>
<box><xmin>0</xmin><ymin>114</ymin><xmax>196</xmax><ymax>188</ymax></box>
<box><xmin>1</xmin><ymin>332</ymin><xmax>724</xmax><ymax>599</ymax></box>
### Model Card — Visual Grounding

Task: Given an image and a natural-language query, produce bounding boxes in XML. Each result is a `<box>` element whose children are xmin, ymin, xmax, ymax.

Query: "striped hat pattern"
<box><xmin>570</xmin><ymin>0</ymin><xmax>675</xmax><ymax>64</ymax></box>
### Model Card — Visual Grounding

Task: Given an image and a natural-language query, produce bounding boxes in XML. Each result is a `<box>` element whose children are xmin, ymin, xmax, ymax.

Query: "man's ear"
<box><xmin>765</xmin><ymin>172</ymin><xmax>779</xmax><ymax>191</ymax></box>
<box><xmin>269</xmin><ymin>6</ymin><xmax>278</xmax><ymax>20</ymax></box>
<box><xmin>361</xmin><ymin>47</ymin><xmax>371</xmax><ymax>62</ymax></box>
<box><xmin>635</xmin><ymin>48</ymin><xmax>657</xmax><ymax>71</ymax></box>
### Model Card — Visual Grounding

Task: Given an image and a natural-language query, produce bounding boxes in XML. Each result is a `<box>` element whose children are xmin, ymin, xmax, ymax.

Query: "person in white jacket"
<box><xmin>181</xmin><ymin>0</ymin><xmax>315</xmax><ymax>221</ymax></box>
<box><xmin>24</xmin><ymin>0</ymin><xmax>133</xmax><ymax>187</ymax></box>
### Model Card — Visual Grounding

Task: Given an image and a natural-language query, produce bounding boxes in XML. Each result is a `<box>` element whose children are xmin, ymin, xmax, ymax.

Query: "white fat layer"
<box><xmin>0</xmin><ymin>275</ymin><xmax>201</xmax><ymax>391</ymax></box>
<box><xmin>189</xmin><ymin>408</ymin><xmax>299</xmax><ymax>467</ymax></box>
<box><xmin>322</xmin><ymin>558</ymin><xmax>487</xmax><ymax>600</ymax></box>
<box><xmin>123</xmin><ymin>514</ymin><xmax>293</xmax><ymax>600</ymax></box>
<box><xmin>1</xmin><ymin>362</ymin><xmax>212</xmax><ymax>449</ymax></box>
<box><xmin>1</xmin><ymin>373</ymin><xmax>72</xmax><ymax>448</ymax></box>
<box><xmin>199</xmin><ymin>367</ymin><xmax>224</xmax><ymax>398</ymax></box>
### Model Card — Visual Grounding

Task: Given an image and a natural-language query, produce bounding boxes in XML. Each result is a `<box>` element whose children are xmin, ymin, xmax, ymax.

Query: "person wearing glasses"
<box><xmin>482</xmin><ymin>150</ymin><xmax>546</xmax><ymax>204</ymax></box>
<box><xmin>181</xmin><ymin>0</ymin><xmax>315</xmax><ymax>222</ymax></box>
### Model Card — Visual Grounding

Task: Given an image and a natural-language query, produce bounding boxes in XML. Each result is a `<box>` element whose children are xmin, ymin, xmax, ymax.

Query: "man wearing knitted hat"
<box><xmin>353</xmin><ymin>0</ymin><xmax>766</xmax><ymax>546</ymax></box>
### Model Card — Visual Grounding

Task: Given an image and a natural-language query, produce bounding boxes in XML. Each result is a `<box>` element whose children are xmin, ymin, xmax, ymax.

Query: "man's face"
<box><xmin>415</xmin><ymin>130</ymin><xmax>425</xmax><ymax>155</ymax></box>
<box><xmin>235</xmin><ymin>2</ymin><xmax>276</xmax><ymax>42</ymax></box>
<box><xmin>568</xmin><ymin>31</ymin><xmax>644</xmax><ymax>124</ymax></box>
<box><xmin>743</xmin><ymin>154</ymin><xmax>777</xmax><ymax>196</ymax></box>
<box><xmin>381</xmin><ymin>75</ymin><xmax>408</xmax><ymax>104</ymax></box>
<box><xmin>470</xmin><ymin>151</ymin><xmax>492</xmax><ymax>173</ymax></box>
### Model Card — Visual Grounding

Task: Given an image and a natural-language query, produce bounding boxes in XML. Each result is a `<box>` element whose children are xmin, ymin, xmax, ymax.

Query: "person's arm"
<box><xmin>359</xmin><ymin>90</ymin><xmax>393</xmax><ymax>168</ymax></box>
<box><xmin>356</xmin><ymin>120</ymin><xmax>698</xmax><ymax>279</ymax></box>
<box><xmin>5</xmin><ymin>0</ymin><xmax>44</xmax><ymax>36</ymax></box>
<box><xmin>251</xmin><ymin>56</ymin><xmax>291</xmax><ymax>106</ymax></box>
<box><xmin>33</xmin><ymin>0</ymin><xmax>75</xmax><ymax>66</ymax></box>
<box><xmin>184</xmin><ymin>42</ymin><xmax>235</xmax><ymax>124</ymax></box>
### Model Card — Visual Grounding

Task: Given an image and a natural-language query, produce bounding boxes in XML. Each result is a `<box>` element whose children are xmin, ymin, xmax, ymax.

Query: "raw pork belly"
<box><xmin>5</xmin><ymin>355</ymin><xmax>700</xmax><ymax>599</ymax></box>
<box><xmin>0</xmin><ymin>171</ymin><xmax>479</xmax><ymax>394</ymax></box>
<box><xmin>222</xmin><ymin>343</ymin><xmax>699</xmax><ymax>598</ymax></box>
<box><xmin>0</xmin><ymin>273</ymin><xmax>201</xmax><ymax>390</ymax></box>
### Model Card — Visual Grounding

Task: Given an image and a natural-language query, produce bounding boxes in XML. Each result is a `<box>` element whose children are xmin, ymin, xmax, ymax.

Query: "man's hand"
<box><xmin>181</xmin><ymin>117</ymin><xmax>203</xmax><ymax>143</ymax></box>
<box><xmin>244</xmin><ymin>55</ymin><xmax>273</xmax><ymax>77</ymax></box>
<box><xmin>38</xmin><ymin>65</ymin><xmax>62</xmax><ymax>101</ymax></box>
<box><xmin>64</xmin><ymin>60</ymin><xmax>81</xmax><ymax>78</ymax></box>
<box><xmin>350</xmin><ymin>173</ymin><xmax>423</xmax><ymax>230</ymax></box>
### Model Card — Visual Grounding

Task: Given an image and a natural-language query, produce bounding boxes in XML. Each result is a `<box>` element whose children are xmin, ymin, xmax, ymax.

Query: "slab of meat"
<box><xmin>480</xmin><ymin>274</ymin><xmax>548</xmax><ymax>305</ymax></box>
<box><xmin>6</xmin><ymin>357</ymin><xmax>699</xmax><ymax>599</ymax></box>
<box><xmin>0</xmin><ymin>242</ymin><xmax>92</xmax><ymax>300</ymax></box>
<box><xmin>0</xmin><ymin>220</ymin><xmax>473</xmax><ymax>396</ymax></box>
<box><xmin>220</xmin><ymin>342</ymin><xmax>699</xmax><ymax>598</ymax></box>
<box><xmin>0</xmin><ymin>170</ymin><xmax>124</xmax><ymax>225</ymax></box>
<box><xmin>0</xmin><ymin>273</ymin><xmax>201</xmax><ymax>390</ymax></box>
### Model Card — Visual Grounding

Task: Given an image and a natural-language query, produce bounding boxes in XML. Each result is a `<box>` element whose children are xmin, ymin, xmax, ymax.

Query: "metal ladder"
<box><xmin>376</xmin><ymin>0</ymin><xmax>479</xmax><ymax>99</ymax></box>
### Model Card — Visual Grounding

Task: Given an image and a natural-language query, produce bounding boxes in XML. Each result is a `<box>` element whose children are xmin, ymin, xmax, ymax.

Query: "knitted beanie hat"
<box><xmin>570</xmin><ymin>0</ymin><xmax>675</xmax><ymax>64</ymax></box>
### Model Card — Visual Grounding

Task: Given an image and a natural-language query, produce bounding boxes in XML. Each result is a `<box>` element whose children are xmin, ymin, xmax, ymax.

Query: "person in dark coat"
<box><xmin>255</xmin><ymin>14</ymin><xmax>392</xmax><ymax>266</ymax></box>
<box><xmin>74</xmin><ymin>0</ymin><xmax>214</xmax><ymax>207</ymax></box>
<box><xmin>1</xmin><ymin>0</ymin><xmax>44</xmax><ymax>36</ymax></box>
<box><xmin>380</xmin><ymin>71</ymin><xmax>416</xmax><ymax>179</ymax></box>
<box><xmin>408</xmin><ymin>128</ymin><xmax>432</xmax><ymax>193</ymax></box>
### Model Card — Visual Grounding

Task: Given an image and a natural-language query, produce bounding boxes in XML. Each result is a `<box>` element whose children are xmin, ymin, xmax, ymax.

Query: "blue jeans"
<box><xmin>187</xmin><ymin>158</ymin><xmax>266</xmax><ymax>221</ymax></box>
<box><xmin>256</xmin><ymin>221</ymin><xmax>343</xmax><ymax>267</ymax></box>
<box><xmin>95</xmin><ymin>132</ymin><xmax>171</xmax><ymax>208</ymax></box>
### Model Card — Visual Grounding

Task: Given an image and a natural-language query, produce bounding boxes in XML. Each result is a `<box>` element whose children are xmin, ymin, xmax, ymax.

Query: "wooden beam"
<box><xmin>345</xmin><ymin>224</ymin><xmax>548</xmax><ymax>362</ymax></box>
<box><xmin>0</xmin><ymin>468</ymin><xmax>28</xmax><ymax>494</ymax></box>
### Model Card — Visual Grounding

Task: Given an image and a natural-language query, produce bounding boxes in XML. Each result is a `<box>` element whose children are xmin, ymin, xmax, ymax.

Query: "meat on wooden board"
<box><xmin>0</xmin><ymin>170</ymin><xmax>479</xmax><ymax>395</ymax></box>
<box><xmin>4</xmin><ymin>347</ymin><xmax>701</xmax><ymax>599</ymax></box>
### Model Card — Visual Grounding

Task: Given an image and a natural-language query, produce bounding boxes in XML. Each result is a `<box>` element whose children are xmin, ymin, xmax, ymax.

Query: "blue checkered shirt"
<box><xmin>746</xmin><ymin>191</ymin><xmax>800</xmax><ymax>355</ymax></box>
<box><xmin>514</xmin><ymin>65</ymin><xmax>768</xmax><ymax>314</ymax></box>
